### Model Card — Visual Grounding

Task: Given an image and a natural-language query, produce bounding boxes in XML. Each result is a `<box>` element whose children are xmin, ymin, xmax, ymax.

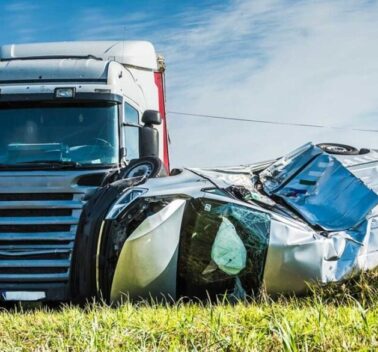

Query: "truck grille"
<box><xmin>0</xmin><ymin>209</ymin><xmax>72</xmax><ymax>217</ymax></box>
<box><xmin>0</xmin><ymin>192</ymin><xmax>83</xmax><ymax>287</ymax></box>
<box><xmin>0</xmin><ymin>193</ymin><xmax>73</xmax><ymax>201</ymax></box>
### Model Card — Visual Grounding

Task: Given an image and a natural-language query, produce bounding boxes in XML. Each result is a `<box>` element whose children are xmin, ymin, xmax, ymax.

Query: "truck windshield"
<box><xmin>0</xmin><ymin>101</ymin><xmax>119</xmax><ymax>167</ymax></box>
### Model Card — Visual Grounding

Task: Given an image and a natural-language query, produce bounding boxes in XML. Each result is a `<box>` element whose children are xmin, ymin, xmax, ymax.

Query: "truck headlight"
<box><xmin>106</xmin><ymin>188</ymin><xmax>148</xmax><ymax>220</ymax></box>
<box><xmin>54</xmin><ymin>87</ymin><xmax>75</xmax><ymax>98</ymax></box>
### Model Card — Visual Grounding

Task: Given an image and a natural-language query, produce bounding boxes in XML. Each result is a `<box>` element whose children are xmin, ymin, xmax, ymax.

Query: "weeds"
<box><xmin>0</xmin><ymin>270</ymin><xmax>377</xmax><ymax>351</ymax></box>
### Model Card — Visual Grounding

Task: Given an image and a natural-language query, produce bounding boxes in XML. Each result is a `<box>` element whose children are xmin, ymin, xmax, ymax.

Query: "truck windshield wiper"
<box><xmin>14</xmin><ymin>160</ymin><xmax>82</xmax><ymax>169</ymax></box>
<box><xmin>0</xmin><ymin>161</ymin><xmax>117</xmax><ymax>170</ymax></box>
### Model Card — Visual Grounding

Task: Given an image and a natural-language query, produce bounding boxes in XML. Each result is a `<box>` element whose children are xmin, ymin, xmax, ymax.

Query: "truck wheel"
<box><xmin>317</xmin><ymin>143</ymin><xmax>360</xmax><ymax>155</ymax></box>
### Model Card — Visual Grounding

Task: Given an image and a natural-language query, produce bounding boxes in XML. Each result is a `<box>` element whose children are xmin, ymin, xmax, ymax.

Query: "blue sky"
<box><xmin>1</xmin><ymin>0</ymin><xmax>378</xmax><ymax>167</ymax></box>
<box><xmin>0</xmin><ymin>1</ymin><xmax>222</xmax><ymax>43</ymax></box>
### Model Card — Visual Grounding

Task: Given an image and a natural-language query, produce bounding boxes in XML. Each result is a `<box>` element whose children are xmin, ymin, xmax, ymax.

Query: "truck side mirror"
<box><xmin>139</xmin><ymin>111</ymin><xmax>159</xmax><ymax>158</ymax></box>
<box><xmin>139</xmin><ymin>110</ymin><xmax>160</xmax><ymax>158</ymax></box>
<box><xmin>142</xmin><ymin>110</ymin><xmax>161</xmax><ymax>125</ymax></box>
<box><xmin>140</xmin><ymin>125</ymin><xmax>159</xmax><ymax>158</ymax></box>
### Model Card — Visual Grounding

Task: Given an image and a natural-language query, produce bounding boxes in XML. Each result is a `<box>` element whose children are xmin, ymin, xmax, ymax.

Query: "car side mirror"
<box><xmin>142</xmin><ymin>110</ymin><xmax>161</xmax><ymax>125</ymax></box>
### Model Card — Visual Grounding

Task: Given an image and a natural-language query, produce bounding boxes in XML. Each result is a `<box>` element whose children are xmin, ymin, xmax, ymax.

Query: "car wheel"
<box><xmin>317</xmin><ymin>143</ymin><xmax>360</xmax><ymax>155</ymax></box>
<box><xmin>120</xmin><ymin>157</ymin><xmax>168</xmax><ymax>179</ymax></box>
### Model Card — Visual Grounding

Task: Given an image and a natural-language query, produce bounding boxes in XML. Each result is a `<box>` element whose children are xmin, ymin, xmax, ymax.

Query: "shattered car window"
<box><xmin>177</xmin><ymin>198</ymin><xmax>270</xmax><ymax>299</ymax></box>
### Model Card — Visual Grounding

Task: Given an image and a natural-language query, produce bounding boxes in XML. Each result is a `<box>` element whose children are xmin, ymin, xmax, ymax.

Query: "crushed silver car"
<box><xmin>72</xmin><ymin>143</ymin><xmax>378</xmax><ymax>303</ymax></box>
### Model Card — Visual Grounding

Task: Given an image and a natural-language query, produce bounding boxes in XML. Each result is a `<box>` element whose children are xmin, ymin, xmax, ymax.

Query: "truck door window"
<box><xmin>124</xmin><ymin>103</ymin><xmax>140</xmax><ymax>160</ymax></box>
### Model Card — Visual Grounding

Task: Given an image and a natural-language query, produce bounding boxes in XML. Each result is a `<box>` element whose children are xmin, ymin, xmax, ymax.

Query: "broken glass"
<box><xmin>177</xmin><ymin>198</ymin><xmax>271</xmax><ymax>299</ymax></box>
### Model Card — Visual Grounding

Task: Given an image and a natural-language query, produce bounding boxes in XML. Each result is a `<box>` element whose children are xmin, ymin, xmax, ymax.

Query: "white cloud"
<box><xmin>14</xmin><ymin>0</ymin><xmax>377</xmax><ymax>168</ymax></box>
<box><xmin>156</xmin><ymin>0</ymin><xmax>378</xmax><ymax>167</ymax></box>
<box><xmin>2</xmin><ymin>0</ymin><xmax>378</xmax><ymax>166</ymax></box>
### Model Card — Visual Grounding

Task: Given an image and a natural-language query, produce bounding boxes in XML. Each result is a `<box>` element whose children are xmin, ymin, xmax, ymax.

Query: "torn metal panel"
<box><xmin>139</xmin><ymin>168</ymin><xmax>212</xmax><ymax>198</ymax></box>
<box><xmin>191</xmin><ymin>168</ymin><xmax>255</xmax><ymax>191</ymax></box>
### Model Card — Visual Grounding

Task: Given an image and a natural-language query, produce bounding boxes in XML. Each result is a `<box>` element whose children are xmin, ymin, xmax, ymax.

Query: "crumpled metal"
<box><xmin>105</xmin><ymin>144</ymin><xmax>378</xmax><ymax>299</ymax></box>
<box><xmin>263</xmin><ymin>215</ymin><xmax>378</xmax><ymax>294</ymax></box>
<box><xmin>260</xmin><ymin>143</ymin><xmax>322</xmax><ymax>194</ymax></box>
<box><xmin>261</xmin><ymin>143</ymin><xmax>378</xmax><ymax>231</ymax></box>
<box><xmin>192</xmin><ymin>168</ymin><xmax>255</xmax><ymax>191</ymax></box>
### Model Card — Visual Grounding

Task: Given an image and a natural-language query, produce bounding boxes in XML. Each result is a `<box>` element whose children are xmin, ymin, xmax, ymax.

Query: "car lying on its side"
<box><xmin>72</xmin><ymin>142</ymin><xmax>378</xmax><ymax>303</ymax></box>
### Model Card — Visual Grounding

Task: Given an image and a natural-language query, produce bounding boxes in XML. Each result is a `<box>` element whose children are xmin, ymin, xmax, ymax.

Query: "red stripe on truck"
<box><xmin>154</xmin><ymin>72</ymin><xmax>170</xmax><ymax>172</ymax></box>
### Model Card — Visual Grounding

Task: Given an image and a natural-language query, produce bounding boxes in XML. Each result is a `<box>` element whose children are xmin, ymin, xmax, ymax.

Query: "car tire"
<box><xmin>317</xmin><ymin>143</ymin><xmax>360</xmax><ymax>155</ymax></box>
<box><xmin>120</xmin><ymin>157</ymin><xmax>168</xmax><ymax>179</ymax></box>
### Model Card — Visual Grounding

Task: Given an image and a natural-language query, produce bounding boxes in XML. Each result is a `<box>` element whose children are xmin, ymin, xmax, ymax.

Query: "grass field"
<box><xmin>0</xmin><ymin>272</ymin><xmax>378</xmax><ymax>351</ymax></box>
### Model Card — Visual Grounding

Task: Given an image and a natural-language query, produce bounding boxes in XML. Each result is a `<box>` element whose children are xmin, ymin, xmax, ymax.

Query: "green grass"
<box><xmin>1</xmin><ymin>271</ymin><xmax>378</xmax><ymax>351</ymax></box>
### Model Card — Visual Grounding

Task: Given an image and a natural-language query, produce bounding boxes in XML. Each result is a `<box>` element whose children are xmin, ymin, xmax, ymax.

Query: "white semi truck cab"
<box><xmin>0</xmin><ymin>41</ymin><xmax>169</xmax><ymax>301</ymax></box>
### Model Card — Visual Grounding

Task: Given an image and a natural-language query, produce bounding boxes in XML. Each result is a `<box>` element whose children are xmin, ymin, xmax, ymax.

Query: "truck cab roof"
<box><xmin>0</xmin><ymin>58</ymin><xmax>109</xmax><ymax>83</ymax></box>
<box><xmin>0</xmin><ymin>41</ymin><xmax>164</xmax><ymax>113</ymax></box>
<box><xmin>0</xmin><ymin>41</ymin><xmax>160</xmax><ymax>71</ymax></box>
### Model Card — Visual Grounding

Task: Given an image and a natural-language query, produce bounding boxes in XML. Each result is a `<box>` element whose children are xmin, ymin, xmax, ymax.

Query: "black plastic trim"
<box><xmin>0</xmin><ymin>78</ymin><xmax>107</xmax><ymax>84</ymax></box>
<box><xmin>0</xmin><ymin>55</ymin><xmax>103</xmax><ymax>62</ymax></box>
<box><xmin>0</xmin><ymin>92</ymin><xmax>122</xmax><ymax>103</ymax></box>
